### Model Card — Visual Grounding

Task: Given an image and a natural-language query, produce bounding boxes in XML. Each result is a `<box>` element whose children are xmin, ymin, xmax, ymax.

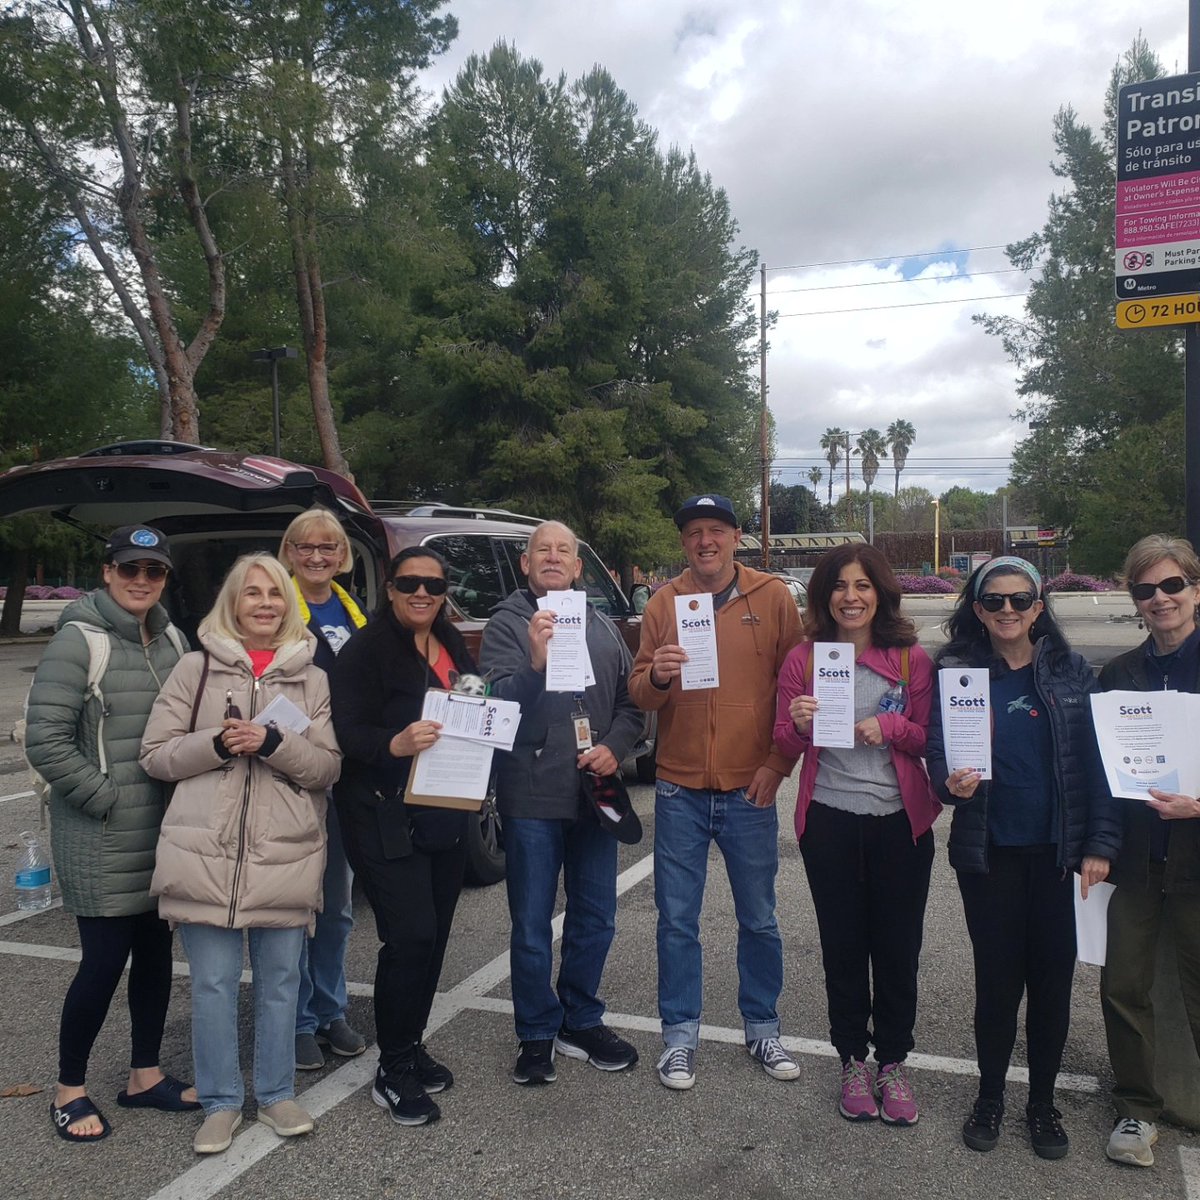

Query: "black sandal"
<box><xmin>51</xmin><ymin>1095</ymin><xmax>112</xmax><ymax>1143</ymax></box>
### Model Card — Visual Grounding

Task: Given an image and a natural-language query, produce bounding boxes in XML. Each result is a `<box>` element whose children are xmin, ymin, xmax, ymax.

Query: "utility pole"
<box><xmin>1189</xmin><ymin>0</ymin><xmax>1200</xmax><ymax>544</ymax></box>
<box><xmin>759</xmin><ymin>262</ymin><xmax>770</xmax><ymax>569</ymax></box>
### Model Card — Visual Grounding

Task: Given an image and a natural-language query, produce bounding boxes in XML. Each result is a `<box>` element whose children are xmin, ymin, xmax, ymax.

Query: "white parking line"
<box><xmin>0</xmin><ymin>899</ymin><xmax>62</xmax><ymax>927</ymax></box>
<box><xmin>1183</xmin><ymin>1147</ymin><xmax>1200</xmax><ymax>1199</ymax></box>
<box><xmin>0</xmin><ymin>789</ymin><xmax>36</xmax><ymax>804</ymax></box>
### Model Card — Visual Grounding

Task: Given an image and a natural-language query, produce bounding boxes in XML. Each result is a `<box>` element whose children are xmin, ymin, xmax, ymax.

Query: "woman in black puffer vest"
<box><xmin>927</xmin><ymin>557</ymin><xmax>1122</xmax><ymax>1161</ymax></box>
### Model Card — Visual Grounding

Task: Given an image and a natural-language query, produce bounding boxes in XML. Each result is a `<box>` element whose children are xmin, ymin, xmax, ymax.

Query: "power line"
<box><xmin>774</xmin><ymin>292</ymin><xmax>1028</xmax><ymax>319</ymax></box>
<box><xmin>769</xmin><ymin>268</ymin><xmax>1028</xmax><ymax>296</ymax></box>
<box><xmin>765</xmin><ymin>243</ymin><xmax>1017</xmax><ymax>273</ymax></box>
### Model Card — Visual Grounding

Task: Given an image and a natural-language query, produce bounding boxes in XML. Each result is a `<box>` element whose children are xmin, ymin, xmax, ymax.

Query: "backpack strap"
<box><xmin>62</xmin><ymin>622</ymin><xmax>113</xmax><ymax>777</ymax></box>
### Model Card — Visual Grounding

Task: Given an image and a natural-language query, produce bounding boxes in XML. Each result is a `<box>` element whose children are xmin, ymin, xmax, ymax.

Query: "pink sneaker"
<box><xmin>874</xmin><ymin>1061</ymin><xmax>918</xmax><ymax>1125</ymax></box>
<box><xmin>838</xmin><ymin>1059</ymin><xmax>879</xmax><ymax>1121</ymax></box>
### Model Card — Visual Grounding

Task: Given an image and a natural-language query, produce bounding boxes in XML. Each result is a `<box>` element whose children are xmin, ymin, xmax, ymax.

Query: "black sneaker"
<box><xmin>1026</xmin><ymin>1102</ymin><xmax>1069</xmax><ymax>1160</ymax></box>
<box><xmin>555</xmin><ymin>1024</ymin><xmax>639</xmax><ymax>1072</ymax></box>
<box><xmin>513</xmin><ymin>1039</ymin><xmax>557</xmax><ymax>1085</ymax></box>
<box><xmin>371</xmin><ymin>1065</ymin><xmax>440</xmax><ymax>1126</ymax></box>
<box><xmin>962</xmin><ymin>1096</ymin><xmax>1004</xmax><ymax>1151</ymax></box>
<box><xmin>415</xmin><ymin>1043</ymin><xmax>453</xmax><ymax>1093</ymax></box>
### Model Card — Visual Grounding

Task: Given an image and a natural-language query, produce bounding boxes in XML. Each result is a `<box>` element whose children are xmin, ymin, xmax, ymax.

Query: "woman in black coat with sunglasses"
<box><xmin>927</xmin><ymin>557</ymin><xmax>1121</xmax><ymax>1161</ymax></box>
<box><xmin>330</xmin><ymin>547</ymin><xmax>476</xmax><ymax>1128</ymax></box>
<box><xmin>1096</xmin><ymin>535</ymin><xmax>1200</xmax><ymax>1169</ymax></box>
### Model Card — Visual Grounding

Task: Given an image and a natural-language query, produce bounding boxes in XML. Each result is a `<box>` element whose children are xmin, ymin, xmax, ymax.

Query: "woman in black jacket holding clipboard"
<box><xmin>330</xmin><ymin>546</ymin><xmax>476</xmax><ymax>1128</ymax></box>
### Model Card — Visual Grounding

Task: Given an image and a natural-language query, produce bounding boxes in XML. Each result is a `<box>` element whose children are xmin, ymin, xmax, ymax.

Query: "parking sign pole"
<box><xmin>1189</xmin><ymin>0</ymin><xmax>1200</xmax><ymax>545</ymax></box>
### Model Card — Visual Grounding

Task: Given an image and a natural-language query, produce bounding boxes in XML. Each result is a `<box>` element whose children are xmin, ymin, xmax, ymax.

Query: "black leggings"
<box><xmin>58</xmin><ymin>911</ymin><xmax>175</xmax><ymax>1087</ymax></box>
<box><xmin>337</xmin><ymin>797</ymin><xmax>466</xmax><ymax>1079</ymax></box>
<box><xmin>956</xmin><ymin>845</ymin><xmax>1076</xmax><ymax>1106</ymax></box>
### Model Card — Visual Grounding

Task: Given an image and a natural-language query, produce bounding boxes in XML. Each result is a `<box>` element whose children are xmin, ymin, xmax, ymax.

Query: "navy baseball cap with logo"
<box><xmin>104</xmin><ymin>525</ymin><xmax>173</xmax><ymax>568</ymax></box>
<box><xmin>674</xmin><ymin>494</ymin><xmax>738</xmax><ymax>529</ymax></box>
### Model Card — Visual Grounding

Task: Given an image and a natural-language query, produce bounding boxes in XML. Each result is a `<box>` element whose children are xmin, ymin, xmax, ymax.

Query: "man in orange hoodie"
<box><xmin>630</xmin><ymin>495</ymin><xmax>802</xmax><ymax>1091</ymax></box>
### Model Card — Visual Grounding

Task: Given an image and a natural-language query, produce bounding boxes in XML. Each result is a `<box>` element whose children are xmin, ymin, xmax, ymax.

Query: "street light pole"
<box><xmin>933</xmin><ymin>498</ymin><xmax>941</xmax><ymax>574</ymax></box>
<box><xmin>250</xmin><ymin>346</ymin><xmax>299</xmax><ymax>457</ymax></box>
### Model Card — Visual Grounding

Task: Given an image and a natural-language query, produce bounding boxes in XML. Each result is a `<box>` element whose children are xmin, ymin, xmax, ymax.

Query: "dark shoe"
<box><xmin>50</xmin><ymin>1096</ymin><xmax>112</xmax><ymax>1143</ymax></box>
<box><xmin>116</xmin><ymin>1073</ymin><xmax>201</xmax><ymax>1111</ymax></box>
<box><xmin>415</xmin><ymin>1043</ymin><xmax>454</xmax><ymax>1093</ymax></box>
<box><xmin>316</xmin><ymin>1018</ymin><xmax>366</xmax><ymax>1058</ymax></box>
<box><xmin>295</xmin><ymin>1032</ymin><xmax>325</xmax><ymax>1071</ymax></box>
<box><xmin>1026</xmin><ymin>1102</ymin><xmax>1069</xmax><ymax>1160</ymax></box>
<box><xmin>513</xmin><ymin>1038</ymin><xmax>557</xmax><ymax>1085</ymax></box>
<box><xmin>555</xmin><ymin>1024</ymin><xmax>639</xmax><ymax>1072</ymax></box>
<box><xmin>962</xmin><ymin>1096</ymin><xmax>1004</xmax><ymax>1151</ymax></box>
<box><xmin>372</xmin><ymin>1065</ymin><xmax>440</xmax><ymax>1126</ymax></box>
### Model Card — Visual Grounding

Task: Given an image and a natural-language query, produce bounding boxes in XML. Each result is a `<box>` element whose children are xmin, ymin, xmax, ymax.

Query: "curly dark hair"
<box><xmin>379</xmin><ymin>544</ymin><xmax>457</xmax><ymax>642</ymax></box>
<box><xmin>802</xmin><ymin>544</ymin><xmax>916</xmax><ymax>648</ymax></box>
<box><xmin>938</xmin><ymin>561</ymin><xmax>1069</xmax><ymax>667</ymax></box>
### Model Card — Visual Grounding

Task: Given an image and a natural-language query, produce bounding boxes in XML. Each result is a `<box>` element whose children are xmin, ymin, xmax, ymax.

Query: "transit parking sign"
<box><xmin>1115</xmin><ymin>72</ymin><xmax>1200</xmax><ymax>304</ymax></box>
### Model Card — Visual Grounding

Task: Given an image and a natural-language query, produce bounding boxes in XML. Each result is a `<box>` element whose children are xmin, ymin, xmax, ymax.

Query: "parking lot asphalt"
<box><xmin>2</xmin><ymin>599</ymin><xmax>1199</xmax><ymax>1199</ymax></box>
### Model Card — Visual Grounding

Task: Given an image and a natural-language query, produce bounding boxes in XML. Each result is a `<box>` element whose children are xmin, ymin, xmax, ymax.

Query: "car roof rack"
<box><xmin>79</xmin><ymin>440</ymin><xmax>214</xmax><ymax>457</ymax></box>
<box><xmin>371</xmin><ymin>501</ymin><xmax>541</xmax><ymax>527</ymax></box>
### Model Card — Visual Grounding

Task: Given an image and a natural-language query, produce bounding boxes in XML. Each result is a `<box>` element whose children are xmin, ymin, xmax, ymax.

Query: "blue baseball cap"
<box><xmin>104</xmin><ymin>525</ymin><xmax>172</xmax><ymax>567</ymax></box>
<box><xmin>674</xmin><ymin>494</ymin><xmax>738</xmax><ymax>529</ymax></box>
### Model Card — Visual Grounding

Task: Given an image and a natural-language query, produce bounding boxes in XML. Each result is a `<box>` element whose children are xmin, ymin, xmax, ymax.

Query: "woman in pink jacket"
<box><xmin>774</xmin><ymin>545</ymin><xmax>939</xmax><ymax>1127</ymax></box>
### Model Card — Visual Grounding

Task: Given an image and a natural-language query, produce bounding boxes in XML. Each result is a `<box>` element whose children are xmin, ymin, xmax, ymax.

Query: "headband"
<box><xmin>974</xmin><ymin>556</ymin><xmax>1042</xmax><ymax>599</ymax></box>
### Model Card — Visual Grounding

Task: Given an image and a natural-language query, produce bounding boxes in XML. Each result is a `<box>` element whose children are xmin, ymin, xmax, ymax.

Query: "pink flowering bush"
<box><xmin>1045</xmin><ymin>572</ymin><xmax>1113</xmax><ymax>593</ymax></box>
<box><xmin>895</xmin><ymin>573</ymin><xmax>957</xmax><ymax>594</ymax></box>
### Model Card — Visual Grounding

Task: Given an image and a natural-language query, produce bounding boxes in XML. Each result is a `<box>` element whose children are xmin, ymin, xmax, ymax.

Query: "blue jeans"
<box><xmin>505</xmin><ymin>815</ymin><xmax>618</xmax><ymax>1041</ymax></box>
<box><xmin>296</xmin><ymin>799</ymin><xmax>354</xmax><ymax>1034</ymax></box>
<box><xmin>179</xmin><ymin>923</ymin><xmax>305</xmax><ymax>1114</ymax></box>
<box><xmin>654</xmin><ymin>781</ymin><xmax>783</xmax><ymax>1050</ymax></box>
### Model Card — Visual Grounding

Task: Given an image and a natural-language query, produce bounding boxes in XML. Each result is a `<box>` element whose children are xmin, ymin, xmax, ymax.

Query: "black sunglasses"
<box><xmin>114</xmin><ymin>562</ymin><xmax>169</xmax><ymax>582</ymax></box>
<box><xmin>978</xmin><ymin>591</ymin><xmax>1036</xmax><ymax>613</ymax></box>
<box><xmin>1131</xmin><ymin>576</ymin><xmax>1192</xmax><ymax>601</ymax></box>
<box><xmin>391</xmin><ymin>575</ymin><xmax>448</xmax><ymax>595</ymax></box>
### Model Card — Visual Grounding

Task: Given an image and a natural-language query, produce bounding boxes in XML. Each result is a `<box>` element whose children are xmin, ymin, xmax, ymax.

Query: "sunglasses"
<box><xmin>391</xmin><ymin>575</ymin><xmax>448</xmax><ymax>595</ymax></box>
<box><xmin>113</xmin><ymin>562</ymin><xmax>169</xmax><ymax>582</ymax></box>
<box><xmin>1130</xmin><ymin>576</ymin><xmax>1193</xmax><ymax>601</ymax></box>
<box><xmin>978</xmin><ymin>591</ymin><xmax>1036</xmax><ymax>613</ymax></box>
<box><xmin>290</xmin><ymin>541</ymin><xmax>340</xmax><ymax>557</ymax></box>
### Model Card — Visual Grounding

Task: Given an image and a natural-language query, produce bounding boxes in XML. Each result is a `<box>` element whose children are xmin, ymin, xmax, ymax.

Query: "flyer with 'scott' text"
<box><xmin>1089</xmin><ymin>690</ymin><xmax>1199</xmax><ymax>799</ymax></box>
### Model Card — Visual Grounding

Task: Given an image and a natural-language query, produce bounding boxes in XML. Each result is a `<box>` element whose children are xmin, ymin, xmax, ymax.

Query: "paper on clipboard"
<box><xmin>421</xmin><ymin>690</ymin><xmax>521</xmax><ymax>750</ymax></box>
<box><xmin>406</xmin><ymin>736</ymin><xmax>492</xmax><ymax>809</ymax></box>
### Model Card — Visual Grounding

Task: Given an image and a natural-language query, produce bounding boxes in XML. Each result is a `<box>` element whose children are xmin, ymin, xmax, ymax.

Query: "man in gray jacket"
<box><xmin>480</xmin><ymin>521</ymin><xmax>642</xmax><ymax>1086</ymax></box>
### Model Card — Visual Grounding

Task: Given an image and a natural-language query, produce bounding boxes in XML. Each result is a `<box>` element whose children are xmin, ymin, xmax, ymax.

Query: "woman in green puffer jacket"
<box><xmin>24</xmin><ymin>525</ymin><xmax>199</xmax><ymax>1143</ymax></box>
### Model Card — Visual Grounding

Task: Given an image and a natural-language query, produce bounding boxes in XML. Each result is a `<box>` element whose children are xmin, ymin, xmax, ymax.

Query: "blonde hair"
<box><xmin>278</xmin><ymin>507</ymin><xmax>353</xmax><ymax>575</ymax></box>
<box><xmin>1120</xmin><ymin>534</ymin><xmax>1200</xmax><ymax>589</ymax></box>
<box><xmin>200</xmin><ymin>553</ymin><xmax>309</xmax><ymax>648</ymax></box>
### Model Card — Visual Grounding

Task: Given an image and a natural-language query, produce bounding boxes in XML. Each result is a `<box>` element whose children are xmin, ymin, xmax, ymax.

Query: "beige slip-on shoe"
<box><xmin>194</xmin><ymin>1110</ymin><xmax>242</xmax><ymax>1154</ymax></box>
<box><xmin>257</xmin><ymin>1099</ymin><xmax>314</xmax><ymax>1137</ymax></box>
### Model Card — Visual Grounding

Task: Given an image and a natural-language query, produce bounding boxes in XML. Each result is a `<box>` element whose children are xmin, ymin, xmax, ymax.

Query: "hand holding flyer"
<box><xmin>938</xmin><ymin>668</ymin><xmax>992</xmax><ymax>779</ymax></box>
<box><xmin>674</xmin><ymin>592</ymin><xmax>719</xmax><ymax>690</ymax></box>
<box><xmin>1089</xmin><ymin>690</ymin><xmax>1199</xmax><ymax>798</ymax></box>
<box><xmin>812</xmin><ymin>643</ymin><xmax>855</xmax><ymax>749</ymax></box>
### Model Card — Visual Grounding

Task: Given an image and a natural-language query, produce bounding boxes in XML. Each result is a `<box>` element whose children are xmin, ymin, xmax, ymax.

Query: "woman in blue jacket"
<box><xmin>927</xmin><ymin>557</ymin><xmax>1121</xmax><ymax>1161</ymax></box>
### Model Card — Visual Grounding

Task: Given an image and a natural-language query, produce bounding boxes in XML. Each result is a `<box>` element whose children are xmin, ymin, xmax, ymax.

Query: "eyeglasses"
<box><xmin>1131</xmin><ymin>576</ymin><xmax>1193</xmax><ymax>601</ymax></box>
<box><xmin>391</xmin><ymin>575</ymin><xmax>448</xmax><ymax>595</ymax></box>
<box><xmin>978</xmin><ymin>591</ymin><xmax>1036</xmax><ymax>613</ymax></box>
<box><xmin>114</xmin><ymin>562</ymin><xmax>169</xmax><ymax>582</ymax></box>
<box><xmin>290</xmin><ymin>541</ymin><xmax>340</xmax><ymax>557</ymax></box>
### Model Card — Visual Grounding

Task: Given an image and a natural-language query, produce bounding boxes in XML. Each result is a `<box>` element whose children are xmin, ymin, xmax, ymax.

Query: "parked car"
<box><xmin>0</xmin><ymin>441</ymin><xmax>656</xmax><ymax>884</ymax></box>
<box><xmin>770</xmin><ymin>572</ymin><xmax>808</xmax><ymax>611</ymax></box>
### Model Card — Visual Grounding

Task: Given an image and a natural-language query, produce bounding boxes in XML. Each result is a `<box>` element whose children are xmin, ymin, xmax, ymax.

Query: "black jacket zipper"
<box><xmin>226</xmin><ymin>676</ymin><xmax>260</xmax><ymax>928</ymax></box>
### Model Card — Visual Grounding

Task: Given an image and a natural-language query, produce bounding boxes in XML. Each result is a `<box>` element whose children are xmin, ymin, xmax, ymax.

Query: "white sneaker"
<box><xmin>656</xmin><ymin>1046</ymin><xmax>695</xmax><ymax>1090</ymax></box>
<box><xmin>1106</xmin><ymin>1117</ymin><xmax>1158</xmax><ymax>1167</ymax></box>
<box><xmin>747</xmin><ymin>1036</ymin><xmax>801</xmax><ymax>1081</ymax></box>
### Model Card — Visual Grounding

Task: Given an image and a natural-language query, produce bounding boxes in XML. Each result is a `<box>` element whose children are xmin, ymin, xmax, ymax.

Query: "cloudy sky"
<box><xmin>419</xmin><ymin>2</ymin><xmax>1188</xmax><ymax>503</ymax></box>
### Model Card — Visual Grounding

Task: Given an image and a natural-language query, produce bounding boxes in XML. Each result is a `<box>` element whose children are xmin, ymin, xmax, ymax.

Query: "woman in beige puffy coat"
<box><xmin>140</xmin><ymin>554</ymin><xmax>340</xmax><ymax>1156</ymax></box>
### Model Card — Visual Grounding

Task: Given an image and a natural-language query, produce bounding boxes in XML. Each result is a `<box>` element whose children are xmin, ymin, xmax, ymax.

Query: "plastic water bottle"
<box><xmin>15</xmin><ymin>830</ymin><xmax>52</xmax><ymax>910</ymax></box>
<box><xmin>878</xmin><ymin>680</ymin><xmax>907</xmax><ymax>715</ymax></box>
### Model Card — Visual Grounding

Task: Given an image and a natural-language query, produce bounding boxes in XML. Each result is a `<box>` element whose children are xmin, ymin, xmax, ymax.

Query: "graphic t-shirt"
<box><xmin>988</xmin><ymin>664</ymin><xmax>1055</xmax><ymax>847</ymax></box>
<box><xmin>308</xmin><ymin>594</ymin><xmax>354</xmax><ymax>657</ymax></box>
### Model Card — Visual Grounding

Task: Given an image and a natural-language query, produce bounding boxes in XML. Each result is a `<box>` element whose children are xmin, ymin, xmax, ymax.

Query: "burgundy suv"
<box><xmin>0</xmin><ymin>441</ymin><xmax>655</xmax><ymax>883</ymax></box>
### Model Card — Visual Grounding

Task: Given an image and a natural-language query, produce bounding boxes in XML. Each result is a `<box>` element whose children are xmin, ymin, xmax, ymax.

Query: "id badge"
<box><xmin>572</xmin><ymin>703</ymin><xmax>593</xmax><ymax>752</ymax></box>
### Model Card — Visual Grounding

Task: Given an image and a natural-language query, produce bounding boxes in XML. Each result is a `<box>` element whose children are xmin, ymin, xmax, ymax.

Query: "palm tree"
<box><xmin>887</xmin><ymin>419</ymin><xmax>916</xmax><ymax>501</ymax></box>
<box><xmin>807</xmin><ymin>465</ymin><xmax>823</xmax><ymax>492</ymax></box>
<box><xmin>819</xmin><ymin>428</ymin><xmax>848</xmax><ymax>509</ymax></box>
<box><xmin>854</xmin><ymin>428</ymin><xmax>887</xmax><ymax>504</ymax></box>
